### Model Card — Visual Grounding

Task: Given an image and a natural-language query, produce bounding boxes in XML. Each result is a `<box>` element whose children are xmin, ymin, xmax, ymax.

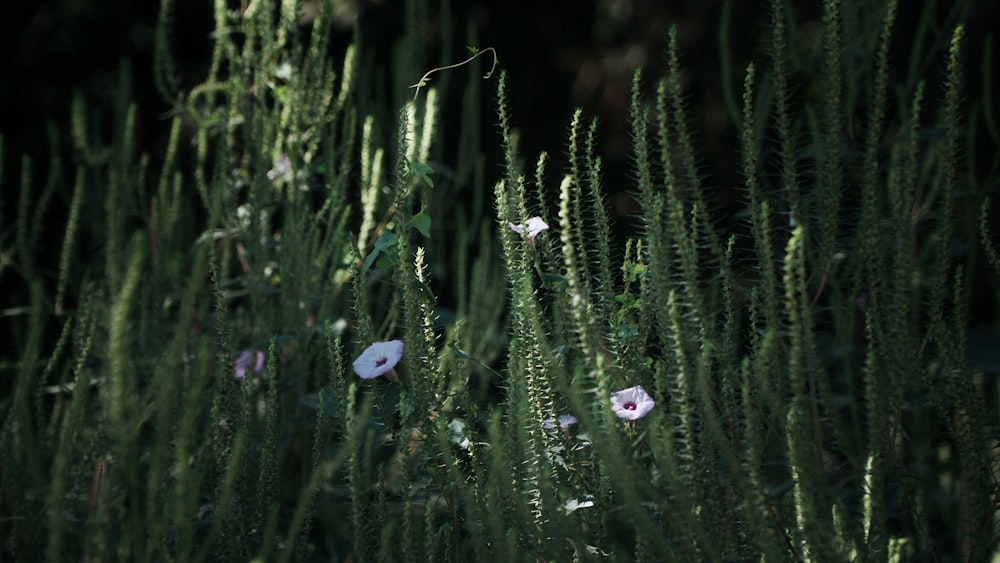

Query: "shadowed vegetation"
<box><xmin>2</xmin><ymin>0</ymin><xmax>999</xmax><ymax>560</ymax></box>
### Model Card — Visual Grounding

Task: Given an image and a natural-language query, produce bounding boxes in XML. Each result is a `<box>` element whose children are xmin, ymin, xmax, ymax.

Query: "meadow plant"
<box><xmin>1</xmin><ymin>0</ymin><xmax>999</xmax><ymax>561</ymax></box>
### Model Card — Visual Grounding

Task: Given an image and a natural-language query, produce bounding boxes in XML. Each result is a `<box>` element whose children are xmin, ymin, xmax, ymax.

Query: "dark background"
<box><xmin>1</xmin><ymin>0</ymin><xmax>764</xmax><ymax>185</ymax></box>
<box><xmin>1</xmin><ymin>0</ymin><xmax>998</xmax><ymax>309</ymax></box>
<box><xmin>3</xmin><ymin>1</ymin><xmax>996</xmax><ymax>194</ymax></box>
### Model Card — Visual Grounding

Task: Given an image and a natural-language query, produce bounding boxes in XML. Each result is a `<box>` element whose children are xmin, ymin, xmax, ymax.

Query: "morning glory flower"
<box><xmin>543</xmin><ymin>414</ymin><xmax>579</xmax><ymax>439</ymax></box>
<box><xmin>509</xmin><ymin>216</ymin><xmax>549</xmax><ymax>244</ymax></box>
<box><xmin>234</xmin><ymin>349</ymin><xmax>266</xmax><ymax>380</ymax></box>
<box><xmin>542</xmin><ymin>414</ymin><xmax>578</xmax><ymax>430</ymax></box>
<box><xmin>353</xmin><ymin>340</ymin><xmax>404</xmax><ymax>383</ymax></box>
<box><xmin>610</xmin><ymin>385</ymin><xmax>655</xmax><ymax>420</ymax></box>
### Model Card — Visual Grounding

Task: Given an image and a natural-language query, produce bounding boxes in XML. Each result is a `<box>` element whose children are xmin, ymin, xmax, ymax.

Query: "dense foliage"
<box><xmin>3</xmin><ymin>0</ymin><xmax>999</xmax><ymax>561</ymax></box>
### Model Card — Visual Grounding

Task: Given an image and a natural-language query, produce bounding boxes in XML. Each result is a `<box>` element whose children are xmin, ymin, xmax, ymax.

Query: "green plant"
<box><xmin>2</xmin><ymin>0</ymin><xmax>998</xmax><ymax>561</ymax></box>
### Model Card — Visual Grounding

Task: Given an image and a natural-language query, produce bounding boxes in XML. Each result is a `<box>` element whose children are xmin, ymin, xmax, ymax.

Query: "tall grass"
<box><xmin>2</xmin><ymin>0</ymin><xmax>998</xmax><ymax>561</ymax></box>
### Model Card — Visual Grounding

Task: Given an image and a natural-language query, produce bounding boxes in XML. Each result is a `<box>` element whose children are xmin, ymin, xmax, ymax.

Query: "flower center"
<box><xmin>375</xmin><ymin>357</ymin><xmax>387</xmax><ymax>367</ymax></box>
<box><xmin>623</xmin><ymin>401</ymin><xmax>637</xmax><ymax>410</ymax></box>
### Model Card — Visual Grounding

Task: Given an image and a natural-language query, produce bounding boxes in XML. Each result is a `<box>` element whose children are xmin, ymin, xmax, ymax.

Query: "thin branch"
<box><xmin>410</xmin><ymin>47</ymin><xmax>498</xmax><ymax>101</ymax></box>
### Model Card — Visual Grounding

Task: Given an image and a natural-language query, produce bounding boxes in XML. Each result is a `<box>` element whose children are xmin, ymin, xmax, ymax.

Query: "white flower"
<box><xmin>610</xmin><ymin>385</ymin><xmax>655</xmax><ymax>420</ymax></box>
<box><xmin>509</xmin><ymin>216</ymin><xmax>549</xmax><ymax>243</ymax></box>
<box><xmin>542</xmin><ymin>414</ymin><xmax>578</xmax><ymax>430</ymax></box>
<box><xmin>352</xmin><ymin>340</ymin><xmax>404</xmax><ymax>382</ymax></box>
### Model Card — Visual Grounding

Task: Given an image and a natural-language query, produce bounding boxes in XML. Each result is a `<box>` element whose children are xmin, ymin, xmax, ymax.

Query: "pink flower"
<box><xmin>509</xmin><ymin>216</ymin><xmax>549</xmax><ymax>244</ymax></box>
<box><xmin>353</xmin><ymin>340</ymin><xmax>404</xmax><ymax>383</ymax></box>
<box><xmin>610</xmin><ymin>385</ymin><xmax>655</xmax><ymax>420</ymax></box>
<box><xmin>234</xmin><ymin>349</ymin><xmax>265</xmax><ymax>380</ymax></box>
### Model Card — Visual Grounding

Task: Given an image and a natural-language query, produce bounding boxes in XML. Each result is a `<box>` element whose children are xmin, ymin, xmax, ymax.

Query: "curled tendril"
<box><xmin>409</xmin><ymin>47</ymin><xmax>498</xmax><ymax>101</ymax></box>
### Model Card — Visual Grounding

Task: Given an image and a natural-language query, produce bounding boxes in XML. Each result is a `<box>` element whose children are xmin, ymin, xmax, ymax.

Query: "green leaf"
<box><xmin>408</xmin><ymin>212</ymin><xmax>432</xmax><ymax>238</ymax></box>
<box><xmin>361</xmin><ymin>230</ymin><xmax>398</xmax><ymax>277</ymax></box>
<box><xmin>375</xmin><ymin>256</ymin><xmax>394</xmax><ymax>270</ymax></box>
<box><xmin>625</xmin><ymin>262</ymin><xmax>647</xmax><ymax>282</ymax></box>
<box><xmin>409</xmin><ymin>161</ymin><xmax>435</xmax><ymax>188</ymax></box>
<box><xmin>274</xmin><ymin>85</ymin><xmax>291</xmax><ymax>104</ymax></box>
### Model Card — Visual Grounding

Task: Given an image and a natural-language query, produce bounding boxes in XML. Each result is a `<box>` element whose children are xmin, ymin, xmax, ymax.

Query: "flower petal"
<box><xmin>558</xmin><ymin>414</ymin><xmax>578</xmax><ymax>428</ymax></box>
<box><xmin>610</xmin><ymin>385</ymin><xmax>655</xmax><ymax>420</ymax></box>
<box><xmin>524</xmin><ymin>217</ymin><xmax>549</xmax><ymax>238</ymax></box>
<box><xmin>510</xmin><ymin>216</ymin><xmax>549</xmax><ymax>242</ymax></box>
<box><xmin>353</xmin><ymin>340</ymin><xmax>404</xmax><ymax>379</ymax></box>
<box><xmin>543</xmin><ymin>414</ymin><xmax>578</xmax><ymax>430</ymax></box>
<box><xmin>234</xmin><ymin>349</ymin><xmax>266</xmax><ymax>380</ymax></box>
